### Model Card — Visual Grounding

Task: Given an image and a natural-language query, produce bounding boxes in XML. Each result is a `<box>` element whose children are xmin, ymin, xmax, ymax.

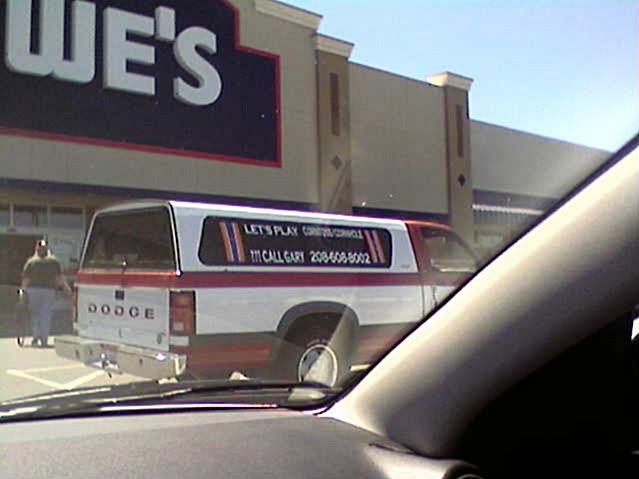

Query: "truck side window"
<box><xmin>198</xmin><ymin>217</ymin><xmax>392</xmax><ymax>268</ymax></box>
<box><xmin>422</xmin><ymin>229</ymin><xmax>476</xmax><ymax>273</ymax></box>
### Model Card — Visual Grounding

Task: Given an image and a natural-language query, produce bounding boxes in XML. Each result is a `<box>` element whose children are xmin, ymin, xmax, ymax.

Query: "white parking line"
<box><xmin>19</xmin><ymin>364</ymin><xmax>85</xmax><ymax>374</ymax></box>
<box><xmin>6</xmin><ymin>369</ymin><xmax>65</xmax><ymax>390</ymax></box>
<box><xmin>62</xmin><ymin>371</ymin><xmax>105</xmax><ymax>389</ymax></box>
<box><xmin>6</xmin><ymin>366</ymin><xmax>105</xmax><ymax>391</ymax></box>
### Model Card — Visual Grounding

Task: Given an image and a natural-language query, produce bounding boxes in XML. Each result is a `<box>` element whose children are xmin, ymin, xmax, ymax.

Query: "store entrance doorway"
<box><xmin>0</xmin><ymin>234</ymin><xmax>41</xmax><ymax>313</ymax></box>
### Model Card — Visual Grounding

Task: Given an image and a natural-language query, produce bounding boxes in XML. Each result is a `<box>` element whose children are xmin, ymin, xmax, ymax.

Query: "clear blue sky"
<box><xmin>288</xmin><ymin>0</ymin><xmax>638</xmax><ymax>152</ymax></box>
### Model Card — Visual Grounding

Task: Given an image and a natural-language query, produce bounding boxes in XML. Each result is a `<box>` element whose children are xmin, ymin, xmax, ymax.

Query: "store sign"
<box><xmin>0</xmin><ymin>0</ymin><xmax>280</xmax><ymax>165</ymax></box>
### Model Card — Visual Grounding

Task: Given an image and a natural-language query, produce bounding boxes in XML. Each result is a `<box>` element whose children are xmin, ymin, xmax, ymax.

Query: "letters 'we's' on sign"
<box><xmin>5</xmin><ymin>0</ymin><xmax>222</xmax><ymax>106</ymax></box>
<box><xmin>0</xmin><ymin>0</ymin><xmax>280</xmax><ymax>165</ymax></box>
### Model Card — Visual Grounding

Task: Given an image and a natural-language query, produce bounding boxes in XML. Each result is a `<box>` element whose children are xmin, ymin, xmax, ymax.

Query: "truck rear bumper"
<box><xmin>55</xmin><ymin>335</ymin><xmax>186</xmax><ymax>379</ymax></box>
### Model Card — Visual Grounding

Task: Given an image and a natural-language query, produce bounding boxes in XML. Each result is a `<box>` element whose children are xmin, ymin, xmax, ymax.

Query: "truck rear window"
<box><xmin>83</xmin><ymin>208</ymin><xmax>176</xmax><ymax>271</ymax></box>
<box><xmin>199</xmin><ymin>217</ymin><xmax>392</xmax><ymax>268</ymax></box>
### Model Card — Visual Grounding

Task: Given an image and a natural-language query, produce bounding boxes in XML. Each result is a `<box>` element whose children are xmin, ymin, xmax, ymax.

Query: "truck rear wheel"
<box><xmin>275</xmin><ymin>313</ymin><xmax>356</xmax><ymax>387</ymax></box>
<box><xmin>298</xmin><ymin>340</ymin><xmax>340</xmax><ymax>386</ymax></box>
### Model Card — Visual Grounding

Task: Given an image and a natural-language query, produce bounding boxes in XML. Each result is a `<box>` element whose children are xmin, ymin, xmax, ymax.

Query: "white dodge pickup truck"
<box><xmin>55</xmin><ymin>200</ymin><xmax>477</xmax><ymax>385</ymax></box>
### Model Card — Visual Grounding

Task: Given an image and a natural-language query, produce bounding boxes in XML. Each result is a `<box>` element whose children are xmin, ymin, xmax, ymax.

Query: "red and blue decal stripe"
<box><xmin>363</xmin><ymin>230</ymin><xmax>378</xmax><ymax>263</ymax></box>
<box><xmin>219</xmin><ymin>221</ymin><xmax>246</xmax><ymax>263</ymax></box>
<box><xmin>371</xmin><ymin>230</ymin><xmax>386</xmax><ymax>264</ymax></box>
<box><xmin>363</xmin><ymin>230</ymin><xmax>386</xmax><ymax>264</ymax></box>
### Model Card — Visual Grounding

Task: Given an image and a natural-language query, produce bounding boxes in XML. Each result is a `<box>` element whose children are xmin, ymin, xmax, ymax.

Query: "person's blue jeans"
<box><xmin>27</xmin><ymin>287</ymin><xmax>56</xmax><ymax>345</ymax></box>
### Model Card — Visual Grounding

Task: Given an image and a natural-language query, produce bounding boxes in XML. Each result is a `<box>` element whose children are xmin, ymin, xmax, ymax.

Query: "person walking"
<box><xmin>20</xmin><ymin>240</ymin><xmax>71</xmax><ymax>348</ymax></box>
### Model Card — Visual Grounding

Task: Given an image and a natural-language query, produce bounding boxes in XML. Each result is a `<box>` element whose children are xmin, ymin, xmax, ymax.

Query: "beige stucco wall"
<box><xmin>315</xmin><ymin>49</ymin><xmax>353</xmax><ymax>213</ymax></box>
<box><xmin>0</xmin><ymin>0</ymin><xmax>320</xmax><ymax>205</ymax></box>
<box><xmin>349</xmin><ymin>64</ymin><xmax>448</xmax><ymax>214</ymax></box>
<box><xmin>471</xmin><ymin>120</ymin><xmax>609</xmax><ymax>198</ymax></box>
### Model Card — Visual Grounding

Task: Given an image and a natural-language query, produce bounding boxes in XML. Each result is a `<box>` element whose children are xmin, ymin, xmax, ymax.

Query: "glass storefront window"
<box><xmin>51</xmin><ymin>207</ymin><xmax>84</xmax><ymax>229</ymax></box>
<box><xmin>14</xmin><ymin>205</ymin><xmax>47</xmax><ymax>228</ymax></box>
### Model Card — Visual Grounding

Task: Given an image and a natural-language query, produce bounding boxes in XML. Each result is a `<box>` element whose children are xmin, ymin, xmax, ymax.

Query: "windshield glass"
<box><xmin>0</xmin><ymin>0</ymin><xmax>637</xmax><ymax>408</ymax></box>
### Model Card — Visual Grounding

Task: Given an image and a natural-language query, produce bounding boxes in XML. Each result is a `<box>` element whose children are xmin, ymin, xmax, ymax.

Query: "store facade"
<box><xmin>0</xmin><ymin>0</ymin><xmax>607</xmax><ymax>302</ymax></box>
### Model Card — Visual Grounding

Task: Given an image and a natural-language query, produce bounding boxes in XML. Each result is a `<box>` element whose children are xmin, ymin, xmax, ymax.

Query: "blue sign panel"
<box><xmin>0</xmin><ymin>0</ymin><xmax>281</xmax><ymax>166</ymax></box>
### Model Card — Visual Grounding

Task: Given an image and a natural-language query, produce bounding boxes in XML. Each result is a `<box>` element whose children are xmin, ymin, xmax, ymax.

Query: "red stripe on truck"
<box><xmin>76</xmin><ymin>271</ymin><xmax>425</xmax><ymax>288</ymax></box>
<box><xmin>171</xmin><ymin>343</ymin><xmax>271</xmax><ymax>370</ymax></box>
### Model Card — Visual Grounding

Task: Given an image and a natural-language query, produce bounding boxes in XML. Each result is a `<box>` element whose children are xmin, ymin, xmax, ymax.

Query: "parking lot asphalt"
<box><xmin>0</xmin><ymin>337</ymin><xmax>144</xmax><ymax>402</ymax></box>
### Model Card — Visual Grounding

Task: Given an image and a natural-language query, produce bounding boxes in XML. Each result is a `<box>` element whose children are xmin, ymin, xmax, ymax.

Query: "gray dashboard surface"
<box><xmin>0</xmin><ymin>409</ymin><xmax>474</xmax><ymax>479</ymax></box>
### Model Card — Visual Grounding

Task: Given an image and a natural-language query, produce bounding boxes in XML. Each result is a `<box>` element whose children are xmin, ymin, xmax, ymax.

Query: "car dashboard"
<box><xmin>1</xmin><ymin>408</ymin><xmax>481</xmax><ymax>479</ymax></box>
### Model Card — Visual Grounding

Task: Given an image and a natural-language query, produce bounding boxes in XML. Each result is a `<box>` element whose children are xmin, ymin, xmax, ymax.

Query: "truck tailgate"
<box><xmin>76</xmin><ymin>285</ymin><xmax>170</xmax><ymax>352</ymax></box>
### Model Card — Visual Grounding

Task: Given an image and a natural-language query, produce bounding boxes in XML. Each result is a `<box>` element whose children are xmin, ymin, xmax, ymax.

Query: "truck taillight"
<box><xmin>170</xmin><ymin>291</ymin><xmax>195</xmax><ymax>335</ymax></box>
